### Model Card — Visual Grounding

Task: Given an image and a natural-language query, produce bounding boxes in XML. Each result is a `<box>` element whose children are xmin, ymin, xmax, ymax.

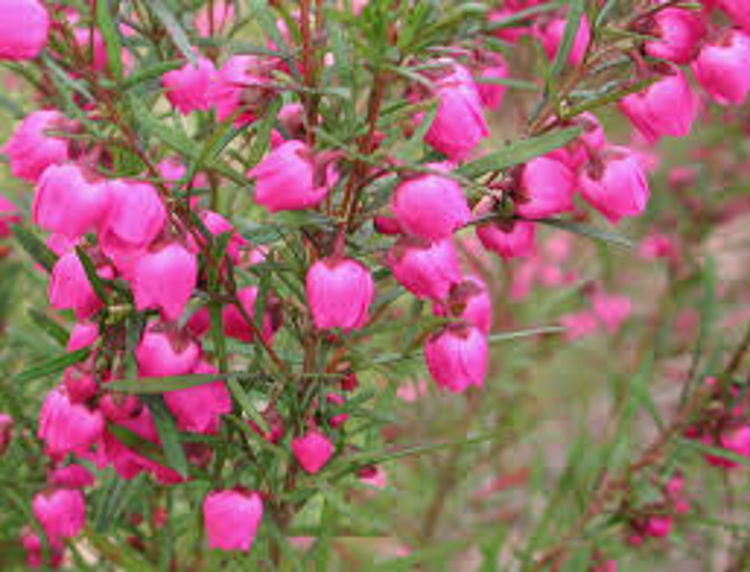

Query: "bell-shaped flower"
<box><xmin>644</xmin><ymin>7</ymin><xmax>705</xmax><ymax>64</ymax></box>
<box><xmin>516</xmin><ymin>156</ymin><xmax>575</xmax><ymax>219</ymax></box>
<box><xmin>291</xmin><ymin>429</ymin><xmax>334</xmax><ymax>474</ymax></box>
<box><xmin>48</xmin><ymin>250</ymin><xmax>104</xmax><ymax>319</ymax></box>
<box><xmin>716</xmin><ymin>0</ymin><xmax>750</xmax><ymax>34</ymax></box>
<box><xmin>0</xmin><ymin>0</ymin><xmax>49</xmax><ymax>61</ymax></box>
<box><xmin>247</xmin><ymin>140</ymin><xmax>327</xmax><ymax>212</ymax></box>
<box><xmin>38</xmin><ymin>387</ymin><xmax>104</xmax><ymax>459</ymax></box>
<box><xmin>306</xmin><ymin>257</ymin><xmax>374</xmax><ymax>331</ymax></box>
<box><xmin>33</xmin><ymin>164</ymin><xmax>110</xmax><ymax>239</ymax></box>
<box><xmin>164</xmin><ymin>361</ymin><xmax>231</xmax><ymax>434</ymax></box>
<box><xmin>693</xmin><ymin>29</ymin><xmax>750</xmax><ymax>106</ymax></box>
<box><xmin>540</xmin><ymin>14</ymin><xmax>591</xmax><ymax>66</ymax></box>
<box><xmin>424</xmin><ymin>324</ymin><xmax>488</xmax><ymax>393</ymax></box>
<box><xmin>388</xmin><ymin>237</ymin><xmax>463</xmax><ymax>301</ymax></box>
<box><xmin>135</xmin><ymin>323</ymin><xmax>201</xmax><ymax>378</ymax></box>
<box><xmin>49</xmin><ymin>464</ymin><xmax>95</xmax><ymax>489</ymax></box>
<box><xmin>0</xmin><ymin>193</ymin><xmax>20</xmax><ymax>238</ymax></box>
<box><xmin>203</xmin><ymin>490</ymin><xmax>263</xmax><ymax>552</ymax></box>
<box><xmin>222</xmin><ymin>286</ymin><xmax>277</xmax><ymax>343</ymax></box>
<box><xmin>476</xmin><ymin>55</ymin><xmax>508</xmax><ymax>110</ymax></box>
<box><xmin>163</xmin><ymin>56</ymin><xmax>216</xmax><ymax>115</ymax></box>
<box><xmin>592</xmin><ymin>292</ymin><xmax>632</xmax><ymax>334</ymax></box>
<box><xmin>434</xmin><ymin>275</ymin><xmax>492</xmax><ymax>334</ymax></box>
<box><xmin>132</xmin><ymin>242</ymin><xmax>197</xmax><ymax>321</ymax></box>
<box><xmin>3</xmin><ymin>110</ymin><xmax>69</xmax><ymax>181</ymax></box>
<box><xmin>33</xmin><ymin>488</ymin><xmax>85</xmax><ymax>540</ymax></box>
<box><xmin>210</xmin><ymin>55</ymin><xmax>266</xmax><ymax>125</ymax></box>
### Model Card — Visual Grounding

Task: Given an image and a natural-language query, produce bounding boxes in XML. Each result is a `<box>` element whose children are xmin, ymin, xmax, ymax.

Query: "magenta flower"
<box><xmin>66</xmin><ymin>322</ymin><xmax>99</xmax><ymax>352</ymax></box>
<box><xmin>716</xmin><ymin>0</ymin><xmax>750</xmax><ymax>34</ymax></box>
<box><xmin>476</xmin><ymin>55</ymin><xmax>508</xmax><ymax>110</ymax></box>
<box><xmin>0</xmin><ymin>413</ymin><xmax>12</xmax><ymax>455</ymax></box>
<box><xmin>163</xmin><ymin>56</ymin><xmax>216</xmax><ymax>115</ymax></box>
<box><xmin>424</xmin><ymin>324</ymin><xmax>488</xmax><ymax>393</ymax></box>
<box><xmin>424</xmin><ymin>62</ymin><xmax>489</xmax><ymax>161</ymax></box>
<box><xmin>203</xmin><ymin>490</ymin><xmax>263</xmax><ymax>551</ymax></box>
<box><xmin>579</xmin><ymin>147</ymin><xmax>650</xmax><ymax>224</ymax></box>
<box><xmin>3</xmin><ymin>110</ymin><xmax>69</xmax><ymax>181</ymax></box>
<box><xmin>516</xmin><ymin>156</ymin><xmax>575</xmax><ymax>219</ymax></box>
<box><xmin>33</xmin><ymin>164</ymin><xmax>110</xmax><ymax>239</ymax></box>
<box><xmin>210</xmin><ymin>55</ymin><xmax>265</xmax><ymax>125</ymax></box>
<box><xmin>38</xmin><ymin>387</ymin><xmax>104</xmax><ymax>459</ymax></box>
<box><xmin>164</xmin><ymin>361</ymin><xmax>231</xmax><ymax>434</ymax></box>
<box><xmin>388</xmin><ymin>237</ymin><xmax>463</xmax><ymax>301</ymax></box>
<box><xmin>33</xmin><ymin>488</ymin><xmax>85</xmax><ymax>540</ymax></box>
<box><xmin>49</xmin><ymin>465</ymin><xmax>95</xmax><ymax>489</ymax></box>
<box><xmin>592</xmin><ymin>292</ymin><xmax>632</xmax><ymax>334</ymax></box>
<box><xmin>693</xmin><ymin>29</ymin><xmax>750</xmax><ymax>106</ymax></box>
<box><xmin>222</xmin><ymin>286</ymin><xmax>277</xmax><ymax>343</ymax></box>
<box><xmin>21</xmin><ymin>527</ymin><xmax>64</xmax><ymax>568</ymax></box>
<box><xmin>644</xmin><ymin>7</ymin><xmax>706</xmax><ymax>64</ymax></box>
<box><xmin>0</xmin><ymin>193</ymin><xmax>21</xmax><ymax>238</ymax></box>
<box><xmin>101</xmin><ymin>180</ymin><xmax>166</xmax><ymax>249</ymax></box>
<box><xmin>194</xmin><ymin>0</ymin><xmax>235</xmax><ymax>37</ymax></box>
<box><xmin>477</xmin><ymin>220</ymin><xmax>536</xmax><ymax>259</ymax></box>
<box><xmin>132</xmin><ymin>242</ymin><xmax>197</xmax><ymax>321</ymax></box>
<box><xmin>306</xmin><ymin>257</ymin><xmax>374</xmax><ymax>331</ymax></box>
<box><xmin>248</xmin><ymin>140</ymin><xmax>328</xmax><ymax>212</ymax></box>
<box><xmin>391</xmin><ymin>168</ymin><xmax>471</xmax><ymax>241</ymax></box>
<box><xmin>540</xmin><ymin>14</ymin><xmax>591</xmax><ymax>66</ymax></box>
<box><xmin>135</xmin><ymin>324</ymin><xmax>201</xmax><ymax>378</ymax></box>
<box><xmin>63</xmin><ymin>366</ymin><xmax>98</xmax><ymax>404</ymax></box>
<box><xmin>434</xmin><ymin>275</ymin><xmax>493</xmax><ymax>334</ymax></box>
<box><xmin>619</xmin><ymin>69</ymin><xmax>698</xmax><ymax>142</ymax></box>
<box><xmin>0</xmin><ymin>0</ymin><xmax>49</xmax><ymax>61</ymax></box>
<box><xmin>48</xmin><ymin>251</ymin><xmax>104</xmax><ymax>320</ymax></box>
<box><xmin>292</xmin><ymin>429</ymin><xmax>334</xmax><ymax>474</ymax></box>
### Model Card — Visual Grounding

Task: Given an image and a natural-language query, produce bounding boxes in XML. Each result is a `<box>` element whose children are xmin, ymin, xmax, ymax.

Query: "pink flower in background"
<box><xmin>643</xmin><ymin>515</ymin><xmax>672</xmax><ymax>538</ymax></box>
<box><xmin>33</xmin><ymin>165</ymin><xmax>110</xmax><ymax>239</ymax></box>
<box><xmin>292</xmin><ymin>429</ymin><xmax>334</xmax><ymax>474</ymax></box>
<box><xmin>21</xmin><ymin>527</ymin><xmax>64</xmax><ymax>568</ymax></box>
<box><xmin>49</xmin><ymin>464</ymin><xmax>95</xmax><ymax>488</ymax></box>
<box><xmin>644</xmin><ymin>7</ymin><xmax>706</xmax><ymax>64</ymax></box>
<box><xmin>325</xmin><ymin>393</ymin><xmax>349</xmax><ymax>428</ymax></box>
<box><xmin>222</xmin><ymin>286</ymin><xmax>277</xmax><ymax>343</ymax></box>
<box><xmin>539</xmin><ymin>14</ymin><xmax>591</xmax><ymax>66</ymax></box>
<box><xmin>716</xmin><ymin>0</ymin><xmax>750</xmax><ymax>34</ymax></box>
<box><xmin>358</xmin><ymin>465</ymin><xmax>387</xmax><ymax>490</ymax></box>
<box><xmin>3</xmin><ymin>110</ymin><xmax>69</xmax><ymax>181</ymax></box>
<box><xmin>388</xmin><ymin>237</ymin><xmax>463</xmax><ymax>301</ymax></box>
<box><xmin>33</xmin><ymin>489</ymin><xmax>85</xmax><ymax>539</ymax></box>
<box><xmin>477</xmin><ymin>219</ymin><xmax>536</xmax><ymax>259</ymax></box>
<box><xmin>397</xmin><ymin>380</ymin><xmax>428</xmax><ymax>403</ymax></box>
<box><xmin>67</xmin><ymin>322</ymin><xmax>99</xmax><ymax>352</ymax></box>
<box><xmin>210</xmin><ymin>55</ymin><xmax>266</xmax><ymax>124</ymax></box>
<box><xmin>163</xmin><ymin>56</ymin><xmax>216</xmax><ymax>115</ymax></box>
<box><xmin>391</xmin><ymin>168</ymin><xmax>471</xmax><ymax>240</ymax></box>
<box><xmin>248</xmin><ymin>140</ymin><xmax>328</xmax><ymax>212</ymax></box>
<box><xmin>195</xmin><ymin>0</ymin><xmax>235</xmax><ymax>37</ymax></box>
<box><xmin>204</xmin><ymin>490</ymin><xmax>263</xmax><ymax>551</ymax></box>
<box><xmin>0</xmin><ymin>413</ymin><xmax>13</xmax><ymax>455</ymax></box>
<box><xmin>476</xmin><ymin>55</ymin><xmax>509</xmax><ymax>110</ymax></box>
<box><xmin>424</xmin><ymin>325</ymin><xmax>488</xmax><ymax>393</ymax></box>
<box><xmin>560</xmin><ymin>311</ymin><xmax>599</xmax><ymax>340</ymax></box>
<box><xmin>307</xmin><ymin>257</ymin><xmax>374</xmax><ymax>331</ymax></box>
<box><xmin>619</xmin><ymin>69</ymin><xmax>698</xmax><ymax>142</ymax></box>
<box><xmin>592</xmin><ymin>293</ymin><xmax>632</xmax><ymax>334</ymax></box>
<box><xmin>0</xmin><ymin>0</ymin><xmax>49</xmax><ymax>61</ymax></box>
<box><xmin>0</xmin><ymin>194</ymin><xmax>21</xmax><ymax>238</ymax></box>
<box><xmin>693</xmin><ymin>30</ymin><xmax>750</xmax><ymax>105</ymax></box>
<box><xmin>135</xmin><ymin>324</ymin><xmax>201</xmax><ymax>378</ymax></box>
<box><xmin>132</xmin><ymin>242</ymin><xmax>197</xmax><ymax>321</ymax></box>
<box><xmin>516</xmin><ymin>156</ymin><xmax>575</xmax><ymax>218</ymax></box>
<box><xmin>38</xmin><ymin>387</ymin><xmax>104</xmax><ymax>459</ymax></box>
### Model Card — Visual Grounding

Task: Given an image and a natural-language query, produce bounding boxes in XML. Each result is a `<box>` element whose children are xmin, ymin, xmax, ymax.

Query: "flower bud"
<box><xmin>306</xmin><ymin>257</ymin><xmax>374</xmax><ymax>331</ymax></box>
<box><xmin>424</xmin><ymin>324</ymin><xmax>488</xmax><ymax>393</ymax></box>
<box><xmin>203</xmin><ymin>490</ymin><xmax>263</xmax><ymax>552</ymax></box>
<box><xmin>292</xmin><ymin>429</ymin><xmax>334</xmax><ymax>474</ymax></box>
<box><xmin>0</xmin><ymin>0</ymin><xmax>49</xmax><ymax>61</ymax></box>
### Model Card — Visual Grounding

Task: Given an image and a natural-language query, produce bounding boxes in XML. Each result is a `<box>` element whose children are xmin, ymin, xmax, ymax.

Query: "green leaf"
<box><xmin>247</xmin><ymin>96</ymin><xmax>283</xmax><ymax>168</ymax></box>
<box><xmin>76</xmin><ymin>246</ymin><xmax>110</xmax><ymax>304</ymax></box>
<box><xmin>548</xmin><ymin>0</ymin><xmax>586</xmax><ymax>79</ymax></box>
<box><xmin>677</xmin><ymin>437</ymin><xmax>750</xmax><ymax>467</ymax></box>
<box><xmin>96</xmin><ymin>0</ymin><xmax>124</xmax><ymax>80</ymax></box>
<box><xmin>28</xmin><ymin>309</ymin><xmax>70</xmax><ymax>347</ymax></box>
<box><xmin>535</xmin><ymin>217</ymin><xmax>634</xmax><ymax>248</ymax></box>
<box><xmin>226</xmin><ymin>377</ymin><xmax>270</xmax><ymax>434</ymax></box>
<box><xmin>457</xmin><ymin>126</ymin><xmax>583</xmax><ymax>179</ymax></box>
<box><xmin>106</xmin><ymin>372</ymin><xmax>232</xmax><ymax>394</ymax></box>
<box><xmin>146</xmin><ymin>397</ymin><xmax>189</xmax><ymax>478</ymax></box>
<box><xmin>12</xmin><ymin>225</ymin><xmax>57</xmax><ymax>272</ymax></box>
<box><xmin>148</xmin><ymin>0</ymin><xmax>197</xmax><ymax>65</ymax></box>
<box><xmin>121</xmin><ymin>60</ymin><xmax>183</xmax><ymax>90</ymax></box>
<box><xmin>15</xmin><ymin>348</ymin><xmax>90</xmax><ymax>384</ymax></box>
<box><xmin>487</xmin><ymin>325</ymin><xmax>565</xmax><ymax>344</ymax></box>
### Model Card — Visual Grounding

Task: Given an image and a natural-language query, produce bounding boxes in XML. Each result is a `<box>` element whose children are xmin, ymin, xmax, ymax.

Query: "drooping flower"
<box><xmin>222</xmin><ymin>286</ymin><xmax>277</xmax><ymax>343</ymax></box>
<box><xmin>693</xmin><ymin>29</ymin><xmax>750</xmax><ymax>106</ymax></box>
<box><xmin>48</xmin><ymin>251</ymin><xmax>105</xmax><ymax>320</ymax></box>
<box><xmin>135</xmin><ymin>324</ymin><xmax>201</xmax><ymax>378</ymax></box>
<box><xmin>163</xmin><ymin>361</ymin><xmax>231</xmax><ymax>434</ymax></box>
<box><xmin>38</xmin><ymin>387</ymin><xmax>104</xmax><ymax>459</ymax></box>
<box><xmin>592</xmin><ymin>292</ymin><xmax>632</xmax><ymax>334</ymax></box>
<box><xmin>516</xmin><ymin>156</ymin><xmax>575</xmax><ymax>219</ymax></box>
<box><xmin>132</xmin><ymin>242</ymin><xmax>197</xmax><ymax>321</ymax></box>
<box><xmin>434</xmin><ymin>275</ymin><xmax>493</xmax><ymax>334</ymax></box>
<box><xmin>291</xmin><ymin>429</ymin><xmax>334</xmax><ymax>474</ymax></box>
<box><xmin>477</xmin><ymin>218</ymin><xmax>536</xmax><ymax>259</ymax></box>
<box><xmin>33</xmin><ymin>489</ymin><xmax>86</xmax><ymax>539</ymax></box>
<box><xmin>475</xmin><ymin>54</ymin><xmax>508</xmax><ymax>110</ymax></box>
<box><xmin>49</xmin><ymin>464</ymin><xmax>95</xmax><ymax>489</ymax></box>
<box><xmin>0</xmin><ymin>194</ymin><xmax>21</xmax><ymax>238</ymax></box>
<box><xmin>306</xmin><ymin>257</ymin><xmax>374</xmax><ymax>331</ymax></box>
<box><xmin>715</xmin><ymin>0</ymin><xmax>750</xmax><ymax>34</ymax></box>
<box><xmin>424</xmin><ymin>324</ymin><xmax>488</xmax><ymax>393</ymax></box>
<box><xmin>3</xmin><ymin>110</ymin><xmax>69</xmax><ymax>181</ymax></box>
<box><xmin>644</xmin><ymin>7</ymin><xmax>706</xmax><ymax>64</ymax></box>
<box><xmin>163</xmin><ymin>56</ymin><xmax>216</xmax><ymax>115</ymax></box>
<box><xmin>0</xmin><ymin>0</ymin><xmax>49</xmax><ymax>61</ymax></box>
<box><xmin>539</xmin><ymin>14</ymin><xmax>591</xmax><ymax>66</ymax></box>
<box><xmin>203</xmin><ymin>490</ymin><xmax>263</xmax><ymax>552</ymax></box>
<box><xmin>210</xmin><ymin>55</ymin><xmax>266</xmax><ymax>124</ymax></box>
<box><xmin>388</xmin><ymin>237</ymin><xmax>463</xmax><ymax>301</ymax></box>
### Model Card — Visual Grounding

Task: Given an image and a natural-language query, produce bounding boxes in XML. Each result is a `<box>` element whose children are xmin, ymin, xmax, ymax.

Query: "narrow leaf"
<box><xmin>15</xmin><ymin>349</ymin><xmax>90</xmax><ymax>384</ymax></box>
<box><xmin>146</xmin><ymin>397</ymin><xmax>189</xmax><ymax>478</ymax></box>
<box><xmin>12</xmin><ymin>225</ymin><xmax>57</xmax><ymax>272</ymax></box>
<box><xmin>548</xmin><ymin>0</ymin><xmax>586</xmax><ymax>78</ymax></box>
<box><xmin>148</xmin><ymin>0</ymin><xmax>197</xmax><ymax>65</ymax></box>
<box><xmin>76</xmin><ymin>246</ymin><xmax>110</xmax><ymax>304</ymax></box>
<box><xmin>96</xmin><ymin>0</ymin><xmax>124</xmax><ymax>80</ymax></box>
<box><xmin>28</xmin><ymin>309</ymin><xmax>69</xmax><ymax>347</ymax></box>
<box><xmin>536</xmin><ymin>217</ymin><xmax>634</xmax><ymax>248</ymax></box>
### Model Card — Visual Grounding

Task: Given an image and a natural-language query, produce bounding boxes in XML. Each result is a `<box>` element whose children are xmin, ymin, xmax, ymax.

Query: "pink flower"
<box><xmin>163</xmin><ymin>361</ymin><xmax>231</xmax><ymax>434</ymax></box>
<box><xmin>540</xmin><ymin>14</ymin><xmax>591</xmax><ymax>66</ymax></box>
<box><xmin>693</xmin><ymin>30</ymin><xmax>750</xmax><ymax>105</ymax></box>
<box><xmin>163</xmin><ymin>56</ymin><xmax>216</xmax><ymax>115</ymax></box>
<box><xmin>199</xmin><ymin>210</ymin><xmax>247</xmax><ymax>263</ymax></box>
<box><xmin>388</xmin><ymin>237</ymin><xmax>463</xmax><ymax>301</ymax></box>
<box><xmin>72</xmin><ymin>27</ymin><xmax>107</xmax><ymax>71</ymax></box>
<box><xmin>716</xmin><ymin>0</ymin><xmax>750</xmax><ymax>34</ymax></box>
<box><xmin>516</xmin><ymin>156</ymin><xmax>575</xmax><ymax>219</ymax></box>
<box><xmin>33</xmin><ymin>165</ymin><xmax>110</xmax><ymax>239</ymax></box>
<box><xmin>358</xmin><ymin>465</ymin><xmax>387</xmax><ymax>490</ymax></box>
<box><xmin>424</xmin><ymin>63</ymin><xmax>489</xmax><ymax>161</ymax></box>
<box><xmin>67</xmin><ymin>322</ymin><xmax>99</xmax><ymax>352</ymax></box>
<box><xmin>396</xmin><ymin>380</ymin><xmax>427</xmax><ymax>403</ymax></box>
<box><xmin>132</xmin><ymin>242</ymin><xmax>197</xmax><ymax>321</ymax></box>
<box><xmin>391</xmin><ymin>168</ymin><xmax>471</xmax><ymax>240</ymax></box>
<box><xmin>560</xmin><ymin>311</ymin><xmax>598</xmax><ymax>340</ymax></box>
<box><xmin>33</xmin><ymin>488</ymin><xmax>85</xmax><ymax>539</ymax></box>
<box><xmin>248</xmin><ymin>140</ymin><xmax>327</xmax><ymax>212</ymax></box>
<box><xmin>477</xmin><ymin>219</ymin><xmax>536</xmax><ymax>259</ymax></box>
<box><xmin>0</xmin><ymin>194</ymin><xmax>21</xmax><ymax>237</ymax></box>
<box><xmin>21</xmin><ymin>527</ymin><xmax>65</xmax><ymax>568</ymax></box>
<box><xmin>619</xmin><ymin>69</ymin><xmax>698</xmax><ymax>142</ymax></box>
<box><xmin>306</xmin><ymin>257</ymin><xmax>374</xmax><ymax>331</ymax></box>
<box><xmin>101</xmin><ymin>180</ymin><xmax>166</xmax><ymax>249</ymax></box>
<box><xmin>135</xmin><ymin>324</ymin><xmax>201</xmax><ymax>378</ymax></box>
<box><xmin>203</xmin><ymin>490</ymin><xmax>263</xmax><ymax>552</ymax></box>
<box><xmin>325</xmin><ymin>393</ymin><xmax>349</xmax><ymax>428</ymax></box>
<box><xmin>424</xmin><ymin>325</ymin><xmax>488</xmax><ymax>393</ymax></box>
<box><xmin>48</xmin><ymin>251</ymin><xmax>103</xmax><ymax>320</ymax></box>
<box><xmin>0</xmin><ymin>0</ymin><xmax>49</xmax><ymax>61</ymax></box>
<box><xmin>49</xmin><ymin>465</ymin><xmax>95</xmax><ymax>489</ymax></box>
<box><xmin>0</xmin><ymin>413</ymin><xmax>12</xmax><ymax>455</ymax></box>
<box><xmin>292</xmin><ymin>429</ymin><xmax>334</xmax><ymax>474</ymax></box>
<box><xmin>3</xmin><ymin>110</ymin><xmax>69</xmax><ymax>181</ymax></box>
<box><xmin>222</xmin><ymin>286</ymin><xmax>277</xmax><ymax>343</ymax></box>
<box><xmin>38</xmin><ymin>387</ymin><xmax>104</xmax><ymax>459</ymax></box>
<box><xmin>592</xmin><ymin>293</ymin><xmax>632</xmax><ymax>334</ymax></box>
<box><xmin>644</xmin><ymin>8</ymin><xmax>706</xmax><ymax>64</ymax></box>
<box><xmin>210</xmin><ymin>55</ymin><xmax>265</xmax><ymax>124</ymax></box>
<box><xmin>476</xmin><ymin>55</ymin><xmax>508</xmax><ymax>110</ymax></box>
<box><xmin>644</xmin><ymin>515</ymin><xmax>672</xmax><ymax>538</ymax></box>
<box><xmin>579</xmin><ymin>146</ymin><xmax>650</xmax><ymax>224</ymax></box>
<box><xmin>434</xmin><ymin>275</ymin><xmax>493</xmax><ymax>334</ymax></box>
<box><xmin>64</xmin><ymin>366</ymin><xmax>98</xmax><ymax>403</ymax></box>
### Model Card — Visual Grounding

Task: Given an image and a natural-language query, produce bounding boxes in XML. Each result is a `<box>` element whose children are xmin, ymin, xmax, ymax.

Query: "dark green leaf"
<box><xmin>76</xmin><ymin>246</ymin><xmax>110</xmax><ymax>304</ymax></box>
<box><xmin>12</xmin><ymin>225</ymin><xmax>57</xmax><ymax>272</ymax></box>
<box><xmin>148</xmin><ymin>0</ymin><xmax>197</xmax><ymax>65</ymax></box>
<box><xmin>536</xmin><ymin>217</ymin><xmax>634</xmax><ymax>248</ymax></box>
<box><xmin>146</xmin><ymin>397</ymin><xmax>189</xmax><ymax>478</ymax></box>
<box><xmin>96</xmin><ymin>0</ymin><xmax>124</xmax><ymax>80</ymax></box>
<box><xmin>15</xmin><ymin>348</ymin><xmax>90</xmax><ymax>384</ymax></box>
<box><xmin>548</xmin><ymin>0</ymin><xmax>586</xmax><ymax>79</ymax></box>
<box><xmin>28</xmin><ymin>309</ymin><xmax>69</xmax><ymax>347</ymax></box>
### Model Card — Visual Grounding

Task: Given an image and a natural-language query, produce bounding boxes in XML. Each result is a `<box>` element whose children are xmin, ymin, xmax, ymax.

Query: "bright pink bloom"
<box><xmin>248</xmin><ymin>140</ymin><xmax>327</xmax><ymax>212</ymax></box>
<box><xmin>0</xmin><ymin>0</ymin><xmax>49</xmax><ymax>60</ymax></box>
<box><xmin>222</xmin><ymin>286</ymin><xmax>276</xmax><ymax>343</ymax></box>
<box><xmin>164</xmin><ymin>361</ymin><xmax>231</xmax><ymax>434</ymax></box>
<box><xmin>477</xmin><ymin>220</ymin><xmax>536</xmax><ymax>259</ymax></box>
<box><xmin>64</xmin><ymin>366</ymin><xmax>98</xmax><ymax>403</ymax></box>
<box><xmin>325</xmin><ymin>393</ymin><xmax>349</xmax><ymax>428</ymax></box>
<box><xmin>21</xmin><ymin>527</ymin><xmax>64</xmax><ymax>568</ymax></box>
<box><xmin>540</xmin><ymin>15</ymin><xmax>591</xmax><ymax>66</ymax></box>
<box><xmin>163</xmin><ymin>56</ymin><xmax>216</xmax><ymax>115</ymax></box>
<box><xmin>424</xmin><ymin>325</ymin><xmax>488</xmax><ymax>393</ymax></box>
<box><xmin>476</xmin><ymin>55</ymin><xmax>508</xmax><ymax>110</ymax></box>
<box><xmin>72</xmin><ymin>27</ymin><xmax>107</xmax><ymax>71</ymax></box>
<box><xmin>210</xmin><ymin>55</ymin><xmax>265</xmax><ymax>124</ymax></box>
<box><xmin>292</xmin><ymin>429</ymin><xmax>334</xmax><ymax>474</ymax></box>
<box><xmin>195</xmin><ymin>0</ymin><xmax>235</xmax><ymax>36</ymax></box>
<box><xmin>579</xmin><ymin>147</ymin><xmax>650</xmax><ymax>224</ymax></box>
<box><xmin>391</xmin><ymin>168</ymin><xmax>470</xmax><ymax>240</ymax></box>
<box><xmin>135</xmin><ymin>324</ymin><xmax>201</xmax><ymax>377</ymax></box>
<box><xmin>306</xmin><ymin>257</ymin><xmax>374</xmax><ymax>331</ymax></box>
<box><xmin>3</xmin><ymin>110</ymin><xmax>69</xmax><ymax>181</ymax></box>
<box><xmin>434</xmin><ymin>275</ymin><xmax>492</xmax><ymax>334</ymax></box>
<box><xmin>101</xmin><ymin>180</ymin><xmax>166</xmax><ymax>249</ymax></box>
<box><xmin>716</xmin><ymin>0</ymin><xmax>750</xmax><ymax>34</ymax></box>
<box><xmin>203</xmin><ymin>490</ymin><xmax>263</xmax><ymax>552</ymax></box>
<box><xmin>619</xmin><ymin>69</ymin><xmax>698</xmax><ymax>142</ymax></box>
<box><xmin>424</xmin><ymin>63</ymin><xmax>489</xmax><ymax>161</ymax></box>
<box><xmin>0</xmin><ymin>194</ymin><xmax>20</xmax><ymax>237</ymax></box>
<box><xmin>644</xmin><ymin>515</ymin><xmax>672</xmax><ymax>538</ymax></box>
<box><xmin>644</xmin><ymin>8</ymin><xmax>706</xmax><ymax>64</ymax></box>
<box><xmin>693</xmin><ymin>30</ymin><xmax>750</xmax><ymax>105</ymax></box>
<box><xmin>358</xmin><ymin>465</ymin><xmax>387</xmax><ymax>490</ymax></box>
<box><xmin>133</xmin><ymin>242</ymin><xmax>197</xmax><ymax>321</ymax></box>
<box><xmin>33</xmin><ymin>165</ymin><xmax>110</xmax><ymax>239</ymax></box>
<box><xmin>560</xmin><ymin>311</ymin><xmax>598</xmax><ymax>340</ymax></box>
<box><xmin>199</xmin><ymin>210</ymin><xmax>247</xmax><ymax>263</ymax></box>
<box><xmin>38</xmin><ymin>387</ymin><xmax>104</xmax><ymax>459</ymax></box>
<box><xmin>516</xmin><ymin>156</ymin><xmax>575</xmax><ymax>218</ymax></box>
<box><xmin>48</xmin><ymin>251</ymin><xmax>103</xmax><ymax>319</ymax></box>
<box><xmin>388</xmin><ymin>237</ymin><xmax>463</xmax><ymax>301</ymax></box>
<box><xmin>67</xmin><ymin>322</ymin><xmax>99</xmax><ymax>352</ymax></box>
<box><xmin>33</xmin><ymin>489</ymin><xmax>85</xmax><ymax>539</ymax></box>
<box><xmin>49</xmin><ymin>464</ymin><xmax>95</xmax><ymax>488</ymax></box>
<box><xmin>592</xmin><ymin>293</ymin><xmax>632</xmax><ymax>334</ymax></box>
